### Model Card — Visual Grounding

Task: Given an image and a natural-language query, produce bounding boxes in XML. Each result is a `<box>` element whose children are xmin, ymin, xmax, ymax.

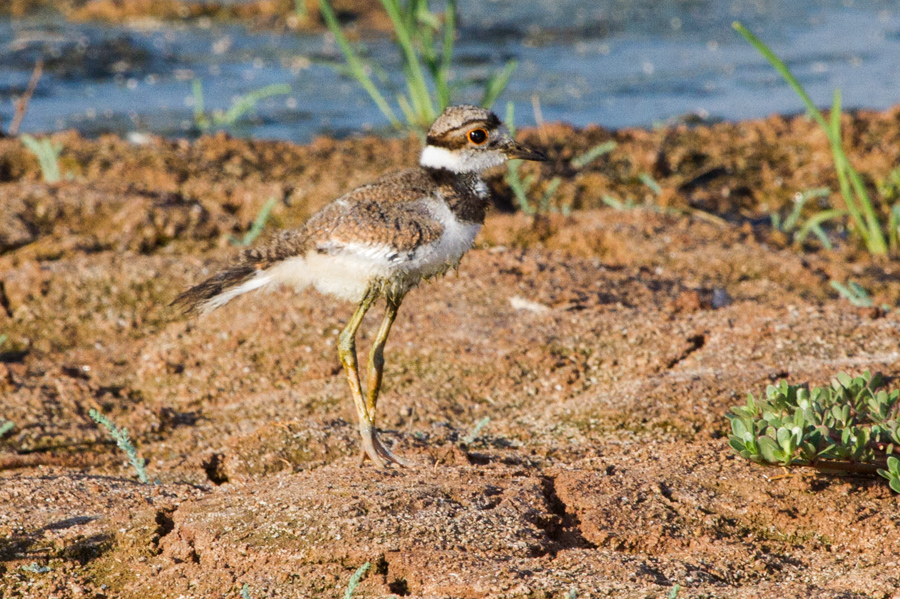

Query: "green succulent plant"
<box><xmin>727</xmin><ymin>372</ymin><xmax>900</xmax><ymax>492</ymax></box>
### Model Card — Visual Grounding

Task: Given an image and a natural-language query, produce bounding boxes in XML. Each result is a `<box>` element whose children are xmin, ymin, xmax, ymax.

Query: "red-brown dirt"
<box><xmin>1</xmin><ymin>0</ymin><xmax>392</xmax><ymax>33</ymax></box>
<box><xmin>2</xmin><ymin>108</ymin><xmax>900</xmax><ymax>598</ymax></box>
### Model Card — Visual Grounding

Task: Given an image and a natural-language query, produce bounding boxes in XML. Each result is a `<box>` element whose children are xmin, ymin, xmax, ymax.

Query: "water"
<box><xmin>1</xmin><ymin>0</ymin><xmax>899</xmax><ymax>142</ymax></box>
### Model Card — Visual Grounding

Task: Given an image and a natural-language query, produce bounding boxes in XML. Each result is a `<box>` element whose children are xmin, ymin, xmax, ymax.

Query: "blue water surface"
<box><xmin>1</xmin><ymin>0</ymin><xmax>898</xmax><ymax>142</ymax></box>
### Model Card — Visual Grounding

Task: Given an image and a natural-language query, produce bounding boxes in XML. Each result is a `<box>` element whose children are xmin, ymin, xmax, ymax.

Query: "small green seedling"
<box><xmin>771</xmin><ymin>188</ymin><xmax>834</xmax><ymax>249</ymax></box>
<box><xmin>21</xmin><ymin>134</ymin><xmax>62</xmax><ymax>183</ymax></box>
<box><xmin>727</xmin><ymin>372</ymin><xmax>900</xmax><ymax>492</ymax></box>
<box><xmin>193</xmin><ymin>80</ymin><xmax>291</xmax><ymax>133</ymax></box>
<box><xmin>19</xmin><ymin>563</ymin><xmax>51</xmax><ymax>574</ymax></box>
<box><xmin>461</xmin><ymin>416</ymin><xmax>490</xmax><ymax>445</ymax></box>
<box><xmin>89</xmin><ymin>408</ymin><xmax>151</xmax><ymax>484</ymax></box>
<box><xmin>0</xmin><ymin>420</ymin><xmax>14</xmax><ymax>438</ymax></box>
<box><xmin>230</xmin><ymin>197</ymin><xmax>279</xmax><ymax>246</ymax></box>
<box><xmin>877</xmin><ymin>166</ymin><xmax>900</xmax><ymax>203</ymax></box>
<box><xmin>505</xmin><ymin>102</ymin><xmax>615</xmax><ymax>216</ymax></box>
<box><xmin>601</xmin><ymin>172</ymin><xmax>665</xmax><ymax>212</ymax></box>
<box><xmin>829</xmin><ymin>280</ymin><xmax>874</xmax><ymax>308</ymax></box>
<box><xmin>240</xmin><ymin>583</ymin><xmax>251</xmax><ymax>599</ymax></box>
<box><xmin>668</xmin><ymin>584</ymin><xmax>681</xmax><ymax>599</ymax></box>
<box><xmin>344</xmin><ymin>562</ymin><xmax>370</xmax><ymax>599</ymax></box>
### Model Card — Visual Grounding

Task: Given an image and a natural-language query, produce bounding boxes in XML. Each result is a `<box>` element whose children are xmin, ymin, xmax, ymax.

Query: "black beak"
<box><xmin>504</xmin><ymin>140</ymin><xmax>548</xmax><ymax>162</ymax></box>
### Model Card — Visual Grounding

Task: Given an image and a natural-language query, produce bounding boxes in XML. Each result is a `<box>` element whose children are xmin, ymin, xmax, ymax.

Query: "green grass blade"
<box><xmin>192</xmin><ymin>79</ymin><xmax>209</xmax><ymax>130</ymax></box>
<box><xmin>571</xmin><ymin>140</ymin><xmax>616</xmax><ymax>170</ymax></box>
<box><xmin>232</xmin><ymin>197</ymin><xmax>279</xmax><ymax>246</ymax></box>
<box><xmin>601</xmin><ymin>194</ymin><xmax>625</xmax><ymax>210</ymax></box>
<box><xmin>397</xmin><ymin>94</ymin><xmax>419</xmax><ymax>129</ymax></box>
<box><xmin>539</xmin><ymin>177</ymin><xmax>562</xmax><ymax>213</ymax></box>
<box><xmin>507</xmin><ymin>164</ymin><xmax>532</xmax><ymax>213</ymax></box>
<box><xmin>461</xmin><ymin>416</ymin><xmax>490</xmax><ymax>445</ymax></box>
<box><xmin>344</xmin><ymin>562</ymin><xmax>370</xmax><ymax>599</ymax></box>
<box><xmin>413</xmin><ymin>0</ymin><xmax>438</xmax><ymax>66</ymax></box>
<box><xmin>827</xmin><ymin>90</ymin><xmax>866</xmax><ymax>243</ymax></box>
<box><xmin>782</xmin><ymin>193</ymin><xmax>810</xmax><ymax>232</ymax></box>
<box><xmin>639</xmin><ymin>172</ymin><xmax>662</xmax><ymax>196</ymax></box>
<box><xmin>481</xmin><ymin>59</ymin><xmax>517</xmax><ymax>109</ymax></box>
<box><xmin>770</xmin><ymin>212</ymin><xmax>782</xmax><ymax>231</ymax></box>
<box><xmin>829</xmin><ymin>90</ymin><xmax>885</xmax><ymax>252</ymax></box>
<box><xmin>216</xmin><ymin>84</ymin><xmax>291</xmax><ymax>128</ymax></box>
<box><xmin>848</xmin><ymin>165</ymin><xmax>888</xmax><ymax>254</ymax></box>
<box><xmin>505</xmin><ymin>101</ymin><xmax>516</xmax><ymax>137</ymax></box>
<box><xmin>830</xmin><ymin>280</ymin><xmax>873</xmax><ymax>308</ymax></box>
<box><xmin>889</xmin><ymin>204</ymin><xmax>900</xmax><ymax>253</ymax></box>
<box><xmin>781</xmin><ymin>188</ymin><xmax>829</xmax><ymax>232</ymax></box>
<box><xmin>732</xmin><ymin>22</ymin><xmax>828</xmax><ymax>132</ymax></box>
<box><xmin>319</xmin><ymin>0</ymin><xmax>401</xmax><ymax>128</ymax></box>
<box><xmin>809</xmin><ymin>223</ymin><xmax>834</xmax><ymax>250</ymax></box>
<box><xmin>380</xmin><ymin>0</ymin><xmax>435</xmax><ymax>122</ymax></box>
<box><xmin>437</xmin><ymin>0</ymin><xmax>456</xmax><ymax>111</ymax></box>
<box><xmin>794</xmin><ymin>209</ymin><xmax>845</xmax><ymax>245</ymax></box>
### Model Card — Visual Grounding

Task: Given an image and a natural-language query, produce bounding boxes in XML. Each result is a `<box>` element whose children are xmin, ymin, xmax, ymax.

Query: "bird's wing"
<box><xmin>302</xmin><ymin>169</ymin><xmax>446</xmax><ymax>257</ymax></box>
<box><xmin>305</xmin><ymin>195</ymin><xmax>444</xmax><ymax>258</ymax></box>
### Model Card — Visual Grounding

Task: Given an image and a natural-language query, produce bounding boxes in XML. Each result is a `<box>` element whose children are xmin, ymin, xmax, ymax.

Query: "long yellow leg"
<box><xmin>361</xmin><ymin>294</ymin><xmax>409</xmax><ymax>467</ymax></box>
<box><xmin>366</xmin><ymin>294</ymin><xmax>402</xmax><ymax>419</ymax></box>
<box><xmin>338</xmin><ymin>289</ymin><xmax>377</xmax><ymax>456</ymax></box>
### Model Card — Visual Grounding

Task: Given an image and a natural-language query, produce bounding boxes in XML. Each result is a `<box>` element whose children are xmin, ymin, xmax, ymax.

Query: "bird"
<box><xmin>173</xmin><ymin>104</ymin><xmax>547</xmax><ymax>467</ymax></box>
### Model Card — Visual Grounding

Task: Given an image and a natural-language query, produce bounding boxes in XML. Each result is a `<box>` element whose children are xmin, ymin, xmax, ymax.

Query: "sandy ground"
<box><xmin>2</xmin><ymin>107</ymin><xmax>900</xmax><ymax>598</ymax></box>
<box><xmin>2</xmin><ymin>0</ymin><xmax>392</xmax><ymax>32</ymax></box>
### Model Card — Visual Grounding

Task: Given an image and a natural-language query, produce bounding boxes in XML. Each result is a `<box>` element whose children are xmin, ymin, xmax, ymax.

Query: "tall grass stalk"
<box><xmin>319</xmin><ymin>0</ymin><xmax>516</xmax><ymax>133</ymax></box>
<box><xmin>733</xmin><ymin>22</ymin><xmax>889</xmax><ymax>256</ymax></box>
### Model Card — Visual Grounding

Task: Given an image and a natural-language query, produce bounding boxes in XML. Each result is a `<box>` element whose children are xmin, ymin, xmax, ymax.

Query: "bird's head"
<box><xmin>419</xmin><ymin>105</ymin><xmax>547</xmax><ymax>174</ymax></box>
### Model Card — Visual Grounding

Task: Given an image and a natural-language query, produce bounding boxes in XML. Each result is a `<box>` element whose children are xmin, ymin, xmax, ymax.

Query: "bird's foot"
<box><xmin>359</xmin><ymin>423</ymin><xmax>411</xmax><ymax>468</ymax></box>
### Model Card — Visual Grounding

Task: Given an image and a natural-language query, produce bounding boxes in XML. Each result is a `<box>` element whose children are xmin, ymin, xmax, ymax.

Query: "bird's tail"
<box><xmin>172</xmin><ymin>264</ymin><xmax>274</xmax><ymax>315</ymax></box>
<box><xmin>173</xmin><ymin>229</ymin><xmax>310</xmax><ymax>315</ymax></box>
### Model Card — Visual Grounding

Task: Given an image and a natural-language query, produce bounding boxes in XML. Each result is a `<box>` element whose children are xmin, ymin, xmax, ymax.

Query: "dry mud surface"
<box><xmin>2</xmin><ymin>0</ymin><xmax>391</xmax><ymax>32</ymax></box>
<box><xmin>2</xmin><ymin>109</ymin><xmax>900</xmax><ymax>598</ymax></box>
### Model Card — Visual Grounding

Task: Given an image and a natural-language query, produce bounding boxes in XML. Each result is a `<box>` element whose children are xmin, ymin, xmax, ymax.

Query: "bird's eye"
<box><xmin>467</xmin><ymin>129</ymin><xmax>488</xmax><ymax>145</ymax></box>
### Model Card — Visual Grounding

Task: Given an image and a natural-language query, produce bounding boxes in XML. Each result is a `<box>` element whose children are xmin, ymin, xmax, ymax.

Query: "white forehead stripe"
<box><xmin>420</xmin><ymin>145</ymin><xmax>506</xmax><ymax>173</ymax></box>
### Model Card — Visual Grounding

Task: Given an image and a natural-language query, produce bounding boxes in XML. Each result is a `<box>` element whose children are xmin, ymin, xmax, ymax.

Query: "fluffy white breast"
<box><xmin>406</xmin><ymin>196</ymin><xmax>481</xmax><ymax>277</ymax></box>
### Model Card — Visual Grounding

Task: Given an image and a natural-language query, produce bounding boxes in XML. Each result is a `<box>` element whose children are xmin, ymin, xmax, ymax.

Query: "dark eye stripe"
<box><xmin>425</xmin><ymin>116</ymin><xmax>500</xmax><ymax>146</ymax></box>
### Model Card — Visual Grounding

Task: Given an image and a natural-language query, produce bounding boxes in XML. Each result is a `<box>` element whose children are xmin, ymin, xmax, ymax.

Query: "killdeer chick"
<box><xmin>174</xmin><ymin>105</ymin><xmax>547</xmax><ymax>467</ymax></box>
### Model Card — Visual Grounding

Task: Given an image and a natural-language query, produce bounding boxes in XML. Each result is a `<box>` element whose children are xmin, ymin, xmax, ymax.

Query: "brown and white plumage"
<box><xmin>174</xmin><ymin>105</ymin><xmax>546</xmax><ymax>467</ymax></box>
